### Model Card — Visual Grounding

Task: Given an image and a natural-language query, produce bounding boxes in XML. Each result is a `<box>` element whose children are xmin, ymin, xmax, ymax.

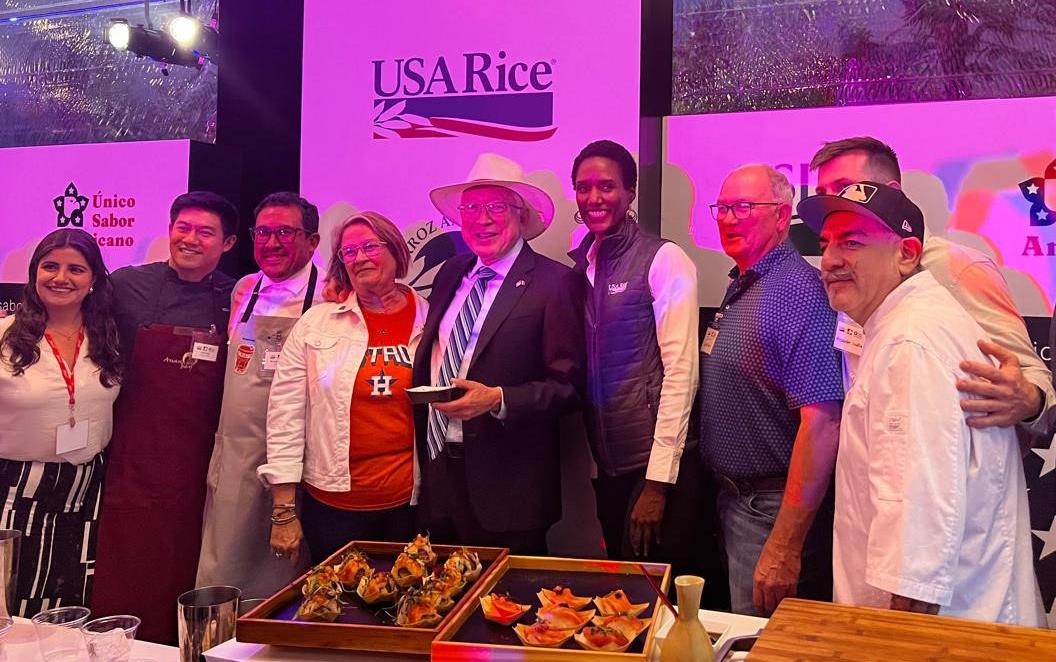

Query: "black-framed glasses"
<box><xmin>709</xmin><ymin>202</ymin><xmax>783</xmax><ymax>220</ymax></box>
<box><xmin>338</xmin><ymin>241</ymin><xmax>387</xmax><ymax>263</ymax></box>
<box><xmin>457</xmin><ymin>201</ymin><xmax>522</xmax><ymax>218</ymax></box>
<box><xmin>250</xmin><ymin>226</ymin><xmax>306</xmax><ymax>244</ymax></box>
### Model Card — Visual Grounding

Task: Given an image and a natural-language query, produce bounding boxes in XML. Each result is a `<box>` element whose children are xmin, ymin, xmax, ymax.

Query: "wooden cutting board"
<box><xmin>748</xmin><ymin>598</ymin><xmax>1056</xmax><ymax>661</ymax></box>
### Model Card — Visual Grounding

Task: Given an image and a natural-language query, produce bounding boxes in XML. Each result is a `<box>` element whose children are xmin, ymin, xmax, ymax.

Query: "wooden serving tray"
<box><xmin>750</xmin><ymin>598</ymin><xmax>1056</xmax><ymax>661</ymax></box>
<box><xmin>236</xmin><ymin>540</ymin><xmax>508</xmax><ymax>656</ymax></box>
<box><xmin>432</xmin><ymin>555</ymin><xmax>671</xmax><ymax>661</ymax></box>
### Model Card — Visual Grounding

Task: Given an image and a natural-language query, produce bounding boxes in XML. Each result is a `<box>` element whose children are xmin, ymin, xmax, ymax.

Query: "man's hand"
<box><xmin>270</xmin><ymin>518</ymin><xmax>303</xmax><ymax>564</ymax></box>
<box><xmin>321</xmin><ymin>277</ymin><xmax>350</xmax><ymax>304</ymax></box>
<box><xmin>752</xmin><ymin>536</ymin><xmax>800</xmax><ymax>615</ymax></box>
<box><xmin>957</xmin><ymin>340</ymin><xmax>1042</xmax><ymax>428</ymax></box>
<box><xmin>890</xmin><ymin>594</ymin><xmax>939</xmax><ymax>615</ymax></box>
<box><xmin>433</xmin><ymin>378</ymin><xmax>502</xmax><ymax>421</ymax></box>
<box><xmin>629</xmin><ymin>480</ymin><xmax>667</xmax><ymax>557</ymax></box>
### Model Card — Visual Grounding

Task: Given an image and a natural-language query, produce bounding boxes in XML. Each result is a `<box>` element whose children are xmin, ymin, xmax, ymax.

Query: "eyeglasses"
<box><xmin>338</xmin><ymin>241</ymin><xmax>387</xmax><ymax>262</ymax></box>
<box><xmin>457</xmin><ymin>202</ymin><xmax>522</xmax><ymax>218</ymax></box>
<box><xmin>709</xmin><ymin>202</ymin><xmax>783</xmax><ymax>220</ymax></box>
<box><xmin>250</xmin><ymin>226</ymin><xmax>306</xmax><ymax>244</ymax></box>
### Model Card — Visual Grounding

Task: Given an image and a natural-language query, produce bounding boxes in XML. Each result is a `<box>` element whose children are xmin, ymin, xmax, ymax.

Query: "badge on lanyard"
<box><xmin>191</xmin><ymin>326</ymin><xmax>223</xmax><ymax>362</ymax></box>
<box><xmin>43</xmin><ymin>329</ymin><xmax>90</xmax><ymax>453</ymax></box>
<box><xmin>833</xmin><ymin>313</ymin><xmax>864</xmax><ymax>356</ymax></box>
<box><xmin>57</xmin><ymin>420</ymin><xmax>90</xmax><ymax>454</ymax></box>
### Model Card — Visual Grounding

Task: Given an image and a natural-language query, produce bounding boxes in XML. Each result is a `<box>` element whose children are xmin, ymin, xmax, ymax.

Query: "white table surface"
<box><xmin>0</xmin><ymin>616</ymin><xmax>180</xmax><ymax>661</ymax></box>
<box><xmin>203</xmin><ymin>609</ymin><xmax>769</xmax><ymax>661</ymax></box>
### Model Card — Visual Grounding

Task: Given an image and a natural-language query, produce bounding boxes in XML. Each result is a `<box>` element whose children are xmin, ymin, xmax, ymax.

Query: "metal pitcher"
<box><xmin>176</xmin><ymin>585</ymin><xmax>240</xmax><ymax>662</ymax></box>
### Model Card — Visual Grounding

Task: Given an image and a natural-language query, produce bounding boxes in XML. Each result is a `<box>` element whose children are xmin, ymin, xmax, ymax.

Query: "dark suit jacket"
<box><xmin>413</xmin><ymin>243</ymin><xmax>585</xmax><ymax>533</ymax></box>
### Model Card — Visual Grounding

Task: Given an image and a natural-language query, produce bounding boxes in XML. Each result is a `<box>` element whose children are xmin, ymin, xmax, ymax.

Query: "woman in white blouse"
<box><xmin>0</xmin><ymin>228</ymin><xmax>122</xmax><ymax>615</ymax></box>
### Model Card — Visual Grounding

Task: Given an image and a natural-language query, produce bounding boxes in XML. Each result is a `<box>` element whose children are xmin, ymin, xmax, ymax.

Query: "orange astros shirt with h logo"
<box><xmin>306</xmin><ymin>290</ymin><xmax>416</xmax><ymax>511</ymax></box>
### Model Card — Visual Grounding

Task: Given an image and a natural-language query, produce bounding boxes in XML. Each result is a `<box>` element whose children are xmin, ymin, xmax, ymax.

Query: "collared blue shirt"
<box><xmin>699</xmin><ymin>240</ymin><xmax>843</xmax><ymax>479</ymax></box>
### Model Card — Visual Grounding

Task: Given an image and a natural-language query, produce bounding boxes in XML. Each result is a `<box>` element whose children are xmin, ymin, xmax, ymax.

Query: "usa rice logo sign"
<box><xmin>371</xmin><ymin>51</ymin><xmax>556</xmax><ymax>141</ymax></box>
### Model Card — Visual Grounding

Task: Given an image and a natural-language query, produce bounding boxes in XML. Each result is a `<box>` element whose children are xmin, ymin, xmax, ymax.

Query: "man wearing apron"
<box><xmin>92</xmin><ymin>192</ymin><xmax>238</xmax><ymax>644</ymax></box>
<box><xmin>197</xmin><ymin>192</ymin><xmax>323</xmax><ymax>599</ymax></box>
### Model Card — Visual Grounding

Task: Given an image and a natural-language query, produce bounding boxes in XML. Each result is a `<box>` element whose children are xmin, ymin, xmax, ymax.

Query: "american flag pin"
<box><xmin>515</xmin><ymin>279</ymin><xmax>526</xmax><ymax>288</ymax></box>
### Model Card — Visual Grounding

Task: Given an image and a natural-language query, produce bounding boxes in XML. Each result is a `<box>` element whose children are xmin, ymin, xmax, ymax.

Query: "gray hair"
<box><xmin>326</xmin><ymin>211</ymin><xmax>411</xmax><ymax>294</ymax></box>
<box><xmin>734</xmin><ymin>163</ymin><xmax>794</xmax><ymax>205</ymax></box>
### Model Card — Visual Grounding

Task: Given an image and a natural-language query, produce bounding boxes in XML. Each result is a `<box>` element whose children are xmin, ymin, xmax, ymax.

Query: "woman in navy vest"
<box><xmin>568</xmin><ymin>140</ymin><xmax>719</xmax><ymax>591</ymax></box>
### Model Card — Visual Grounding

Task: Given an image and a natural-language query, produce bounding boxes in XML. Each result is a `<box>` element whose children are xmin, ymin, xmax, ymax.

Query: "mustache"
<box><xmin>819</xmin><ymin>270</ymin><xmax>853</xmax><ymax>285</ymax></box>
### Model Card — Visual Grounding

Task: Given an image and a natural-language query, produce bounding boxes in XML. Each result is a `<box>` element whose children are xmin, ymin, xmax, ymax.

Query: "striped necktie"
<box><xmin>426</xmin><ymin>265</ymin><xmax>497</xmax><ymax>460</ymax></box>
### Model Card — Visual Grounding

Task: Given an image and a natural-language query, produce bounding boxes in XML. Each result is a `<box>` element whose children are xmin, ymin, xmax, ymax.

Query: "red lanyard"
<box><xmin>43</xmin><ymin>328</ymin><xmax>85</xmax><ymax>426</ymax></box>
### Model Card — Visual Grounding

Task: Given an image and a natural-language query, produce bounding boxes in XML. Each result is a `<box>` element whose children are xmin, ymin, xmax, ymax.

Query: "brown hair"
<box><xmin>2</xmin><ymin>229</ymin><xmax>122</xmax><ymax>386</ymax></box>
<box><xmin>326</xmin><ymin>211</ymin><xmax>410</xmax><ymax>293</ymax></box>
<box><xmin>809</xmin><ymin>136</ymin><xmax>902</xmax><ymax>183</ymax></box>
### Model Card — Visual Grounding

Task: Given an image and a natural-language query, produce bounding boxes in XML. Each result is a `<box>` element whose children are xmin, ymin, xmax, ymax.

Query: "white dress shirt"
<box><xmin>228</xmin><ymin>260</ymin><xmax>323</xmax><ymax>336</ymax></box>
<box><xmin>0</xmin><ymin>316</ymin><xmax>120</xmax><ymax>465</ymax></box>
<box><xmin>586</xmin><ymin>241</ymin><xmax>699</xmax><ymax>484</ymax></box>
<box><xmin>429</xmin><ymin>239</ymin><xmax>524</xmax><ymax>444</ymax></box>
<box><xmin>833</xmin><ymin>271</ymin><xmax>1043</xmax><ymax>626</ymax></box>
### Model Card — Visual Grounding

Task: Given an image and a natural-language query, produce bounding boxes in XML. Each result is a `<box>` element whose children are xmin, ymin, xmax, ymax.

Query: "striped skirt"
<box><xmin>0</xmin><ymin>455</ymin><xmax>105</xmax><ymax>617</ymax></box>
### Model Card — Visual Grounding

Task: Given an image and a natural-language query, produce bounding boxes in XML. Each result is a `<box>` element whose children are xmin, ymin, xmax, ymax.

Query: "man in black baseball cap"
<box><xmin>793</xmin><ymin>183</ymin><xmax>1043</xmax><ymax>624</ymax></box>
<box><xmin>797</xmin><ymin>181</ymin><xmax>925</xmax><ymax>325</ymax></box>
<box><xmin>799</xmin><ymin>181</ymin><xmax>924</xmax><ymax>243</ymax></box>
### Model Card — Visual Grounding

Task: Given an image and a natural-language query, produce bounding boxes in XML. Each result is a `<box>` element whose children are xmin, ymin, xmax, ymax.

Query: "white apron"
<box><xmin>196</xmin><ymin>266</ymin><xmax>317</xmax><ymax>598</ymax></box>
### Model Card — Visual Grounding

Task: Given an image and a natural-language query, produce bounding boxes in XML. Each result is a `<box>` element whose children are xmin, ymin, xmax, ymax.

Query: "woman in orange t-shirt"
<box><xmin>261</xmin><ymin>212</ymin><xmax>428</xmax><ymax>563</ymax></box>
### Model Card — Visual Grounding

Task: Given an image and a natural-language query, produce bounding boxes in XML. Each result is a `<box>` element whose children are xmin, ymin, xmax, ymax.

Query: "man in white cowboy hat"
<box><xmin>412</xmin><ymin>153</ymin><xmax>585</xmax><ymax>554</ymax></box>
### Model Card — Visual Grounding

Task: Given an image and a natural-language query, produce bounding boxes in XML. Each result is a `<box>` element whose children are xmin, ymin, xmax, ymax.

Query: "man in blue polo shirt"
<box><xmin>699</xmin><ymin>164</ymin><xmax>844</xmax><ymax>616</ymax></box>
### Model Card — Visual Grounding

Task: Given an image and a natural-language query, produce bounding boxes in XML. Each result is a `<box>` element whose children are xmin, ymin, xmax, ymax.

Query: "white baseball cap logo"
<box><xmin>901</xmin><ymin>219</ymin><xmax>913</xmax><ymax>233</ymax></box>
<box><xmin>839</xmin><ymin>183</ymin><xmax>878</xmax><ymax>203</ymax></box>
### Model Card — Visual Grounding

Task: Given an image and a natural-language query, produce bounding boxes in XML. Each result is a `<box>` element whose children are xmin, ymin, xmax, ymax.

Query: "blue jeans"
<box><xmin>717</xmin><ymin>487</ymin><xmax>833</xmax><ymax>616</ymax></box>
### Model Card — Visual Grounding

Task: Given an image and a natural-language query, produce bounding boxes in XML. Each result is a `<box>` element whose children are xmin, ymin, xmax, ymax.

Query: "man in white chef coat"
<box><xmin>797</xmin><ymin>182</ymin><xmax>1043</xmax><ymax>626</ymax></box>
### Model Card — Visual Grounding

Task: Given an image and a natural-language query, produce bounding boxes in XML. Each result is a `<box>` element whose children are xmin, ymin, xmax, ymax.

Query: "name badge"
<box><xmin>701</xmin><ymin>326</ymin><xmax>719</xmax><ymax>356</ymax></box>
<box><xmin>834</xmin><ymin>314</ymin><xmax>864</xmax><ymax>356</ymax></box>
<box><xmin>259</xmin><ymin>332</ymin><xmax>285</xmax><ymax>379</ymax></box>
<box><xmin>191</xmin><ymin>327</ymin><xmax>223</xmax><ymax>362</ymax></box>
<box><xmin>262</xmin><ymin>350</ymin><xmax>281</xmax><ymax>371</ymax></box>
<box><xmin>57</xmin><ymin>419</ymin><xmax>90</xmax><ymax>454</ymax></box>
<box><xmin>191</xmin><ymin>342</ymin><xmax>220</xmax><ymax>362</ymax></box>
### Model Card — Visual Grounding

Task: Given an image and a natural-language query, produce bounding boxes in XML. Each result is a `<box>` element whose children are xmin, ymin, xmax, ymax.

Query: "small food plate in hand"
<box><xmin>407</xmin><ymin>386</ymin><xmax>464</xmax><ymax>405</ymax></box>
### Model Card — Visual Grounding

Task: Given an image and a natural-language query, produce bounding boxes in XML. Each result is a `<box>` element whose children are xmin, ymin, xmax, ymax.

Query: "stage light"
<box><xmin>104</xmin><ymin>4</ymin><xmax>219</xmax><ymax>70</ymax></box>
<box><xmin>168</xmin><ymin>15</ymin><xmax>200</xmax><ymax>48</ymax></box>
<box><xmin>107</xmin><ymin>19</ymin><xmax>131</xmax><ymax>50</ymax></box>
<box><xmin>107</xmin><ymin>23</ymin><xmax>203</xmax><ymax>69</ymax></box>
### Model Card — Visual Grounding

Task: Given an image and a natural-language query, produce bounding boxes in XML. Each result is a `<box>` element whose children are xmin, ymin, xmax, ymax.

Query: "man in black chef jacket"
<box><xmin>92</xmin><ymin>191</ymin><xmax>238</xmax><ymax>643</ymax></box>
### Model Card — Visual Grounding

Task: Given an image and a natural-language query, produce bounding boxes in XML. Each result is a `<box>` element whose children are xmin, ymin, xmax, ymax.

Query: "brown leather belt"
<box><xmin>716</xmin><ymin>473</ymin><xmax>787</xmax><ymax>496</ymax></box>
